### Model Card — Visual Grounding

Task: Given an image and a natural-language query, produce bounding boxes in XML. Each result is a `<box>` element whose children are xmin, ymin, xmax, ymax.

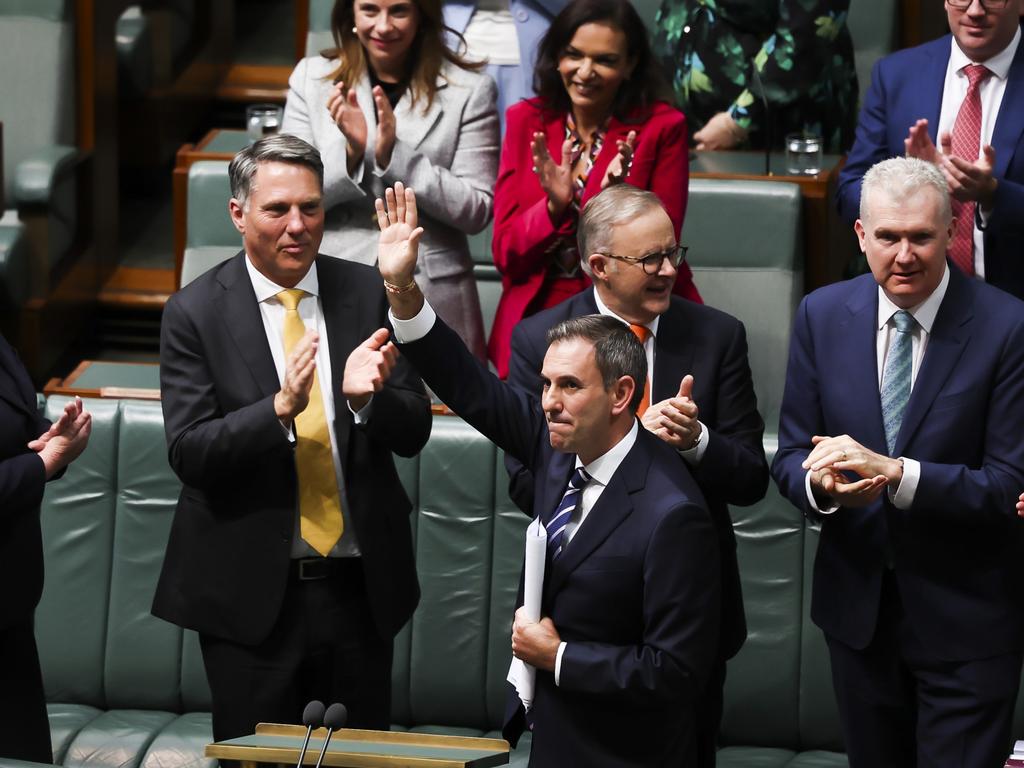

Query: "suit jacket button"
<box><xmin>515</xmin><ymin>9</ymin><xmax>529</xmax><ymax>21</ymax></box>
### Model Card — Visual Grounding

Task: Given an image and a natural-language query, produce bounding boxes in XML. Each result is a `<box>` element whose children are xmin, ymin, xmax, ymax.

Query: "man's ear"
<box><xmin>609</xmin><ymin>375</ymin><xmax>636</xmax><ymax>417</ymax></box>
<box><xmin>228</xmin><ymin>198</ymin><xmax>246</xmax><ymax>235</ymax></box>
<box><xmin>589</xmin><ymin>252</ymin><xmax>613</xmax><ymax>281</ymax></box>
<box><xmin>854</xmin><ymin>219</ymin><xmax>867</xmax><ymax>254</ymax></box>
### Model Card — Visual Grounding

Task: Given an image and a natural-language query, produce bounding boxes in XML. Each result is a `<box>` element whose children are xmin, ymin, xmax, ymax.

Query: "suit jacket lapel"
<box><xmin>394</xmin><ymin>77</ymin><xmax>446</xmax><ymax>150</ymax></box>
<box><xmin>318</xmin><ymin>258</ymin><xmax>357</xmax><ymax>466</ymax></box>
<box><xmin>653</xmin><ymin>303</ymin><xmax>696</xmax><ymax>402</ymax></box>
<box><xmin>895</xmin><ymin>267</ymin><xmax>972</xmax><ymax>454</ymax></box>
<box><xmin>921</xmin><ymin>38</ymin><xmax>950</xmax><ymax>133</ymax></box>
<box><xmin>844</xmin><ymin>280</ymin><xmax>889</xmax><ymax>453</ymax></box>
<box><xmin>216</xmin><ymin>253</ymin><xmax>281</xmax><ymax>400</ymax></box>
<box><xmin>991</xmin><ymin>37</ymin><xmax>1024</xmax><ymax>180</ymax></box>
<box><xmin>545</xmin><ymin>430</ymin><xmax>644</xmax><ymax>598</ymax></box>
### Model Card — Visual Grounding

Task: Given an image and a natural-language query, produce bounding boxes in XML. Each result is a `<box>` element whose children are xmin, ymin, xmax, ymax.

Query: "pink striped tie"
<box><xmin>947</xmin><ymin>64</ymin><xmax>991</xmax><ymax>277</ymax></box>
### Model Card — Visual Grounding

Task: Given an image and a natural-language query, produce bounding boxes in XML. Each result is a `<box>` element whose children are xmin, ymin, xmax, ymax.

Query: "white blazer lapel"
<box><xmin>394</xmin><ymin>76</ymin><xmax>446</xmax><ymax>149</ymax></box>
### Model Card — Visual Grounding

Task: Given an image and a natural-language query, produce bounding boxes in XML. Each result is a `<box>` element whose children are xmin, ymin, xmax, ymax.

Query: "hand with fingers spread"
<box><xmin>327</xmin><ymin>81</ymin><xmax>369</xmax><ymax>174</ymax></box>
<box><xmin>802</xmin><ymin>434</ymin><xmax>902</xmax><ymax>508</ymax></box>
<box><xmin>601</xmin><ymin>130</ymin><xmax>636</xmax><ymax>188</ymax></box>
<box><xmin>530</xmin><ymin>132</ymin><xmax>574</xmax><ymax>220</ymax></box>
<box><xmin>642</xmin><ymin>374</ymin><xmax>702</xmax><ymax>451</ymax></box>
<box><xmin>904</xmin><ymin>119</ymin><xmax>940</xmax><ymax>163</ymax></box>
<box><xmin>275</xmin><ymin>329</ymin><xmax>319</xmax><ymax>427</ymax></box>
<box><xmin>343</xmin><ymin>328</ymin><xmax>399</xmax><ymax>411</ymax></box>
<box><xmin>373</xmin><ymin>86</ymin><xmax>397</xmax><ymax>170</ymax></box>
<box><xmin>29</xmin><ymin>395</ymin><xmax>92</xmax><ymax>479</ymax></box>
<box><xmin>375</xmin><ymin>181</ymin><xmax>425</xmax><ymax>288</ymax></box>
<box><xmin>938</xmin><ymin>132</ymin><xmax>998</xmax><ymax>208</ymax></box>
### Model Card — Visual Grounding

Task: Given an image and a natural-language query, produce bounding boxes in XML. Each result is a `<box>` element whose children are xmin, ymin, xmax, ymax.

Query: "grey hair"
<box><xmin>577</xmin><ymin>186</ymin><xmax>668</xmax><ymax>277</ymax></box>
<box><xmin>229</xmin><ymin>134</ymin><xmax>325</xmax><ymax>209</ymax></box>
<box><xmin>546</xmin><ymin>314</ymin><xmax>647</xmax><ymax>413</ymax></box>
<box><xmin>860</xmin><ymin>156</ymin><xmax>951</xmax><ymax>224</ymax></box>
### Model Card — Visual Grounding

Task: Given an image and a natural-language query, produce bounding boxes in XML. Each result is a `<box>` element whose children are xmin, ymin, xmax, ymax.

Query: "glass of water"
<box><xmin>785</xmin><ymin>132</ymin><xmax>823</xmax><ymax>176</ymax></box>
<box><xmin>246</xmin><ymin>104</ymin><xmax>283</xmax><ymax>144</ymax></box>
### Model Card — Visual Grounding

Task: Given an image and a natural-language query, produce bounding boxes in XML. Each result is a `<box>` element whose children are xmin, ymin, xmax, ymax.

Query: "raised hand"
<box><xmin>939</xmin><ymin>132</ymin><xmax>998</xmax><ymax>208</ymax></box>
<box><xmin>530</xmin><ymin>132</ymin><xmax>574</xmax><ymax>220</ymax></box>
<box><xmin>373</xmin><ymin>86</ymin><xmax>397</xmax><ymax>170</ymax></box>
<box><xmin>29</xmin><ymin>396</ymin><xmax>92</xmax><ymax>479</ymax></box>
<box><xmin>327</xmin><ymin>82</ymin><xmax>368</xmax><ymax>174</ymax></box>
<box><xmin>274</xmin><ymin>329</ymin><xmax>318</xmax><ymax>426</ymax></box>
<box><xmin>343</xmin><ymin>328</ymin><xmax>399</xmax><ymax>411</ymax></box>
<box><xmin>904</xmin><ymin>119</ymin><xmax>939</xmax><ymax>163</ymax></box>
<box><xmin>602</xmin><ymin>130</ymin><xmax>636</xmax><ymax>188</ymax></box>
<box><xmin>375</xmin><ymin>182</ymin><xmax>424</xmax><ymax>288</ymax></box>
<box><xmin>641</xmin><ymin>374</ymin><xmax>701</xmax><ymax>450</ymax></box>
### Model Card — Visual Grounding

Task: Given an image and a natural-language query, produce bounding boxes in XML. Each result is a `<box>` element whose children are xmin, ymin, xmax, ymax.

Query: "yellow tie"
<box><xmin>277</xmin><ymin>289</ymin><xmax>343</xmax><ymax>557</ymax></box>
<box><xmin>629</xmin><ymin>324</ymin><xmax>651</xmax><ymax>416</ymax></box>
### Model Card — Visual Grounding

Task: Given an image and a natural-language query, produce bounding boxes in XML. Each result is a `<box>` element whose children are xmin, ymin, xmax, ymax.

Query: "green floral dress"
<box><xmin>653</xmin><ymin>0</ymin><xmax>859</xmax><ymax>152</ymax></box>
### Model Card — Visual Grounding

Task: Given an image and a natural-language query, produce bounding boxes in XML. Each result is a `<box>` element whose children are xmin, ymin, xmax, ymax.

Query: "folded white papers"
<box><xmin>507</xmin><ymin>516</ymin><xmax>546</xmax><ymax>712</ymax></box>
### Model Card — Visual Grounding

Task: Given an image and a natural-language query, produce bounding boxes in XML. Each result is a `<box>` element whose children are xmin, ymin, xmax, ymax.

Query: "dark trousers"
<box><xmin>694</xmin><ymin>655</ymin><xmax>726</xmax><ymax>768</ymax></box>
<box><xmin>826</xmin><ymin>572</ymin><xmax>1022</xmax><ymax>768</ymax></box>
<box><xmin>199</xmin><ymin>558</ymin><xmax>393</xmax><ymax>745</ymax></box>
<box><xmin>0</xmin><ymin>617</ymin><xmax>53</xmax><ymax>763</ymax></box>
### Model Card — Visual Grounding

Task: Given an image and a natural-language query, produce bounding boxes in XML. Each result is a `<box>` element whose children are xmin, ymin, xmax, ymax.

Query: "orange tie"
<box><xmin>629</xmin><ymin>324</ymin><xmax>651</xmax><ymax>416</ymax></box>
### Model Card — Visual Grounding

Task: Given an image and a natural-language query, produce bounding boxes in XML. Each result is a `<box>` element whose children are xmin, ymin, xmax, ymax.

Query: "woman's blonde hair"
<box><xmin>323</xmin><ymin>0</ymin><xmax>483</xmax><ymax>112</ymax></box>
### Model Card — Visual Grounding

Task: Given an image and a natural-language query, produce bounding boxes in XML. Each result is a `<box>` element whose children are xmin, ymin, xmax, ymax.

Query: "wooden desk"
<box><xmin>206</xmin><ymin>722</ymin><xmax>509</xmax><ymax>768</ymax></box>
<box><xmin>690</xmin><ymin>151</ymin><xmax>857</xmax><ymax>292</ymax></box>
<box><xmin>44</xmin><ymin>360</ymin><xmax>160</xmax><ymax>401</ymax></box>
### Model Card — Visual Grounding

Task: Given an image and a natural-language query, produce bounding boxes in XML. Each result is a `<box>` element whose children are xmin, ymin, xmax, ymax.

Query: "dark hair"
<box><xmin>324</xmin><ymin>0</ymin><xmax>482</xmax><ymax>113</ymax></box>
<box><xmin>533</xmin><ymin>0</ymin><xmax>669</xmax><ymax>119</ymax></box>
<box><xmin>229</xmin><ymin>134</ymin><xmax>324</xmax><ymax>208</ymax></box>
<box><xmin>546</xmin><ymin>314</ymin><xmax>647</xmax><ymax>413</ymax></box>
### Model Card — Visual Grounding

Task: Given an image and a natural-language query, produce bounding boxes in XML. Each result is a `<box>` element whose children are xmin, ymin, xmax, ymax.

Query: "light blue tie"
<box><xmin>546</xmin><ymin>466</ymin><xmax>590</xmax><ymax>559</ymax></box>
<box><xmin>881</xmin><ymin>310</ymin><xmax>916</xmax><ymax>455</ymax></box>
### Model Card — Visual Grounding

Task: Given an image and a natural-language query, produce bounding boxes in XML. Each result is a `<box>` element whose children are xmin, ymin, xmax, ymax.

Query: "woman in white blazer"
<box><xmin>283</xmin><ymin>0</ymin><xmax>499</xmax><ymax>358</ymax></box>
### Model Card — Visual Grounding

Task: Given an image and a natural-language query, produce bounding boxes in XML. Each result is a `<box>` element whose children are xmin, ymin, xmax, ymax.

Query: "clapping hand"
<box><xmin>642</xmin><ymin>374</ymin><xmax>701</xmax><ymax>451</ymax></box>
<box><xmin>327</xmin><ymin>81</ymin><xmax>369</xmax><ymax>174</ymax></box>
<box><xmin>29</xmin><ymin>396</ymin><xmax>92</xmax><ymax>479</ymax></box>
<box><xmin>343</xmin><ymin>328</ymin><xmax>399</xmax><ymax>412</ymax></box>
<box><xmin>602</xmin><ymin>130</ymin><xmax>636</xmax><ymax>188</ymax></box>
<box><xmin>274</xmin><ymin>329</ymin><xmax>318</xmax><ymax>426</ymax></box>
<box><xmin>938</xmin><ymin>131</ymin><xmax>998</xmax><ymax>208</ymax></box>
<box><xmin>372</xmin><ymin>86</ymin><xmax>397</xmax><ymax>170</ymax></box>
<box><xmin>802</xmin><ymin>434</ymin><xmax>900</xmax><ymax>509</ymax></box>
<box><xmin>530</xmin><ymin>132</ymin><xmax>574</xmax><ymax>220</ymax></box>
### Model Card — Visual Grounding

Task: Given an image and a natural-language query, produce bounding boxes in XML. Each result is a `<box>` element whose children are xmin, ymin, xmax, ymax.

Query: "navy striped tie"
<box><xmin>881</xmin><ymin>310</ymin><xmax>916</xmax><ymax>455</ymax></box>
<box><xmin>546</xmin><ymin>466</ymin><xmax>590</xmax><ymax>559</ymax></box>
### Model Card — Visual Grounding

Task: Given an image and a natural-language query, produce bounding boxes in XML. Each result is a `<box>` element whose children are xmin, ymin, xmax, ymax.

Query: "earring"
<box><xmin>352</xmin><ymin>26</ymin><xmax>357</xmax><ymax>33</ymax></box>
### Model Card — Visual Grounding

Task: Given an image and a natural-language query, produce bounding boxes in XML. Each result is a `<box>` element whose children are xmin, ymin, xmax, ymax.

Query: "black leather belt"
<box><xmin>291</xmin><ymin>557</ymin><xmax>360</xmax><ymax>581</ymax></box>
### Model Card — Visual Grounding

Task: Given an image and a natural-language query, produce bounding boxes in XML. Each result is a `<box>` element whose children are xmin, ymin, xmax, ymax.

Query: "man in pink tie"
<box><xmin>837</xmin><ymin>0</ymin><xmax>1024</xmax><ymax>296</ymax></box>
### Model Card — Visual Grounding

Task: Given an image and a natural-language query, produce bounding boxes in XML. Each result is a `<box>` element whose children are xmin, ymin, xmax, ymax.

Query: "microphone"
<box><xmin>311</xmin><ymin>702</ymin><xmax>348</xmax><ymax>768</ymax></box>
<box><xmin>293</xmin><ymin>700</ymin><xmax>325</xmax><ymax>768</ymax></box>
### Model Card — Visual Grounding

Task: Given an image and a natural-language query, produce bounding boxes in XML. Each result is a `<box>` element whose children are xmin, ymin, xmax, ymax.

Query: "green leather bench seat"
<box><xmin>35</xmin><ymin>394</ymin><xmax>859</xmax><ymax>768</ymax></box>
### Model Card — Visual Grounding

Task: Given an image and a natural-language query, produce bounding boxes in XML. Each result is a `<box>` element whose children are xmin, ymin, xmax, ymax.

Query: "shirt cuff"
<box><xmin>679</xmin><ymin>421</ymin><xmax>708</xmax><ymax>464</ymax></box>
<box><xmin>888</xmin><ymin>457</ymin><xmax>920</xmax><ymax>509</ymax></box>
<box><xmin>279</xmin><ymin>418</ymin><xmax>295</xmax><ymax>443</ymax></box>
<box><xmin>348</xmin><ymin>395</ymin><xmax>373</xmax><ymax>424</ymax></box>
<box><xmin>805</xmin><ymin>469</ymin><xmax>840</xmax><ymax>515</ymax></box>
<box><xmin>554</xmin><ymin>641</ymin><xmax>567</xmax><ymax>686</ymax></box>
<box><xmin>389</xmin><ymin>300</ymin><xmax>437</xmax><ymax>343</ymax></box>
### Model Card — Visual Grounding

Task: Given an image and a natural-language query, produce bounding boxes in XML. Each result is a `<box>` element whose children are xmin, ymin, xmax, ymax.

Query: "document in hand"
<box><xmin>506</xmin><ymin>516</ymin><xmax>546</xmax><ymax>711</ymax></box>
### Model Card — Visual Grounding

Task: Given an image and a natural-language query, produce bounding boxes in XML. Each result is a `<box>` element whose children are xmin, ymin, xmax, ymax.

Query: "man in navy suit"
<box><xmin>837</xmin><ymin>3</ymin><xmax>1023</xmax><ymax>296</ymax></box>
<box><xmin>774</xmin><ymin>157</ymin><xmax>1024</xmax><ymax>768</ymax></box>
<box><xmin>0</xmin><ymin>338</ymin><xmax>91</xmax><ymax>762</ymax></box>
<box><xmin>376</xmin><ymin>183</ymin><xmax>720</xmax><ymax>767</ymax></box>
<box><xmin>504</xmin><ymin>185</ymin><xmax>767</xmax><ymax>767</ymax></box>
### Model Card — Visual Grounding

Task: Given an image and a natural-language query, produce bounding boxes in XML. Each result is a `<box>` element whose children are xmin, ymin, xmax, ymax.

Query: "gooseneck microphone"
<box><xmin>294</xmin><ymin>700</ymin><xmax>325</xmax><ymax>768</ymax></box>
<box><xmin>749</xmin><ymin>61</ymin><xmax>772</xmax><ymax>176</ymax></box>
<box><xmin>312</xmin><ymin>702</ymin><xmax>348</xmax><ymax>768</ymax></box>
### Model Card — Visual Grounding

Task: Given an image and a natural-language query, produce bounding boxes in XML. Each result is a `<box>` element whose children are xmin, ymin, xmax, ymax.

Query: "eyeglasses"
<box><xmin>602</xmin><ymin>245</ymin><xmax>689</xmax><ymax>275</ymax></box>
<box><xmin>946</xmin><ymin>0</ymin><xmax>1010</xmax><ymax>10</ymax></box>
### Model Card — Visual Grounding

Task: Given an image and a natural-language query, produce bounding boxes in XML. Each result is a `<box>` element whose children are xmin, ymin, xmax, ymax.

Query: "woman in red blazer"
<box><xmin>487</xmin><ymin>0</ymin><xmax>700</xmax><ymax>377</ymax></box>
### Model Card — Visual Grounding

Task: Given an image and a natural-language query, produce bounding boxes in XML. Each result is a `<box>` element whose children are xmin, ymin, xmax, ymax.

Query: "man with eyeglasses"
<box><xmin>504</xmin><ymin>184</ymin><xmax>768</xmax><ymax>768</ymax></box>
<box><xmin>837</xmin><ymin>0</ymin><xmax>1024</xmax><ymax>299</ymax></box>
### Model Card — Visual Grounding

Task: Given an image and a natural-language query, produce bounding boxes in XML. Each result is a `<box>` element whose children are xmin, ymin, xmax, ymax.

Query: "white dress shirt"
<box><xmin>592</xmin><ymin>288</ymin><xmax>708</xmax><ymax>464</ymax></box>
<box><xmin>244</xmin><ymin>256</ymin><xmax>363</xmax><ymax>557</ymax></box>
<box><xmin>805</xmin><ymin>266</ymin><xmax>950</xmax><ymax>515</ymax></box>
<box><xmin>938</xmin><ymin>27</ymin><xmax>1021</xmax><ymax>277</ymax></box>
